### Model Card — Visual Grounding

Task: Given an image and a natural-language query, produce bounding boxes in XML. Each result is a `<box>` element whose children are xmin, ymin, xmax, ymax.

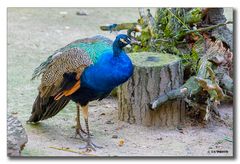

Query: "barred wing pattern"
<box><xmin>39</xmin><ymin>48</ymin><xmax>93</xmax><ymax>97</ymax></box>
<box><xmin>32</xmin><ymin>35</ymin><xmax>113</xmax><ymax>98</ymax></box>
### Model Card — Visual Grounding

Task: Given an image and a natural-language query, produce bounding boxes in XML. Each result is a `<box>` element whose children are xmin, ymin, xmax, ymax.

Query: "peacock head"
<box><xmin>113</xmin><ymin>34</ymin><xmax>131</xmax><ymax>49</ymax></box>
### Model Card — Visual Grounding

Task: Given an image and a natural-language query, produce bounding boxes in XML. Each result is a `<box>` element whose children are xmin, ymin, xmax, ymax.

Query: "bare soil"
<box><xmin>7</xmin><ymin>8</ymin><xmax>233</xmax><ymax>157</ymax></box>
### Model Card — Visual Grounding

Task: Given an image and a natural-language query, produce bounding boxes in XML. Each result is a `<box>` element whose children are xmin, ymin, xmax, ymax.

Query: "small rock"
<box><xmin>178</xmin><ymin>130</ymin><xmax>184</xmax><ymax>134</ymax></box>
<box><xmin>177</xmin><ymin>124</ymin><xmax>183</xmax><ymax>130</ymax></box>
<box><xmin>112</xmin><ymin>135</ymin><xmax>118</xmax><ymax>139</ymax></box>
<box><xmin>157</xmin><ymin>137</ymin><xmax>163</xmax><ymax>140</ymax></box>
<box><xmin>76</xmin><ymin>10</ymin><xmax>88</xmax><ymax>16</ymax></box>
<box><xmin>105</xmin><ymin>120</ymin><xmax>114</xmax><ymax>124</ymax></box>
<box><xmin>100</xmin><ymin>113</ymin><xmax>106</xmax><ymax>116</ymax></box>
<box><xmin>7</xmin><ymin>115</ymin><xmax>28</xmax><ymax>156</ymax></box>
<box><xmin>62</xmin><ymin>118</ymin><xmax>68</xmax><ymax>121</ymax></box>
<box><xmin>105</xmin><ymin>104</ymin><xmax>112</xmax><ymax>108</ymax></box>
<box><xmin>176</xmin><ymin>125</ymin><xmax>184</xmax><ymax>134</ymax></box>
<box><xmin>11</xmin><ymin>111</ymin><xmax>18</xmax><ymax>115</ymax></box>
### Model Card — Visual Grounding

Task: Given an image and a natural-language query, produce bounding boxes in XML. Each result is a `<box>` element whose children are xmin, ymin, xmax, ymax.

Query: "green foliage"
<box><xmin>130</xmin><ymin>8</ymin><xmax>204</xmax><ymax>75</ymax></box>
<box><xmin>104</xmin><ymin>8</ymin><xmax>232</xmax><ymax>120</ymax></box>
<box><xmin>191</xmin><ymin>47</ymin><xmax>200</xmax><ymax>72</ymax></box>
<box><xmin>184</xmin><ymin>8</ymin><xmax>203</xmax><ymax>24</ymax></box>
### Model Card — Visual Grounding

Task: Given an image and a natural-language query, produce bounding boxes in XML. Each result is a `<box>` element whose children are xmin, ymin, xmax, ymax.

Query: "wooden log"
<box><xmin>118</xmin><ymin>52</ymin><xmax>185</xmax><ymax>127</ymax></box>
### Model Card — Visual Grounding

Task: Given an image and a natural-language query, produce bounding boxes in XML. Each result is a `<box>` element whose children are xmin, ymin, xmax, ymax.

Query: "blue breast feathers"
<box><xmin>80</xmin><ymin>50</ymin><xmax>133</xmax><ymax>92</ymax></box>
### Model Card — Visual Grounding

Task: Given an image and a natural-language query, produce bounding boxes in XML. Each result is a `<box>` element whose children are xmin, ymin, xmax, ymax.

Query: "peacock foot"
<box><xmin>74</xmin><ymin>127</ymin><xmax>87</xmax><ymax>140</ymax></box>
<box><xmin>79</xmin><ymin>139</ymin><xmax>103</xmax><ymax>152</ymax></box>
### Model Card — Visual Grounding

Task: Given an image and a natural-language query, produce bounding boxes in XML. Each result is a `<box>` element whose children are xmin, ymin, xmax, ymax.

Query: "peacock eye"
<box><xmin>120</xmin><ymin>38</ymin><xmax>128</xmax><ymax>44</ymax></box>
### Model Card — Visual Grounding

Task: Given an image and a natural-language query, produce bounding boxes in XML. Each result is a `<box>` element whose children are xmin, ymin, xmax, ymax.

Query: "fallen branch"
<box><xmin>149</xmin><ymin>65</ymin><xmax>230</xmax><ymax>110</ymax></box>
<box><xmin>100</xmin><ymin>23</ymin><xmax>138</xmax><ymax>32</ymax></box>
<box><xmin>149</xmin><ymin>77</ymin><xmax>201</xmax><ymax>110</ymax></box>
<box><xmin>176</xmin><ymin>21</ymin><xmax>233</xmax><ymax>40</ymax></box>
<box><xmin>49</xmin><ymin>146</ymin><xmax>97</xmax><ymax>156</ymax></box>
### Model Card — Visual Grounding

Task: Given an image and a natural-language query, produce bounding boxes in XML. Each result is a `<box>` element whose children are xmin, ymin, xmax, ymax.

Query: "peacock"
<box><xmin>28</xmin><ymin>34</ymin><xmax>134</xmax><ymax>151</ymax></box>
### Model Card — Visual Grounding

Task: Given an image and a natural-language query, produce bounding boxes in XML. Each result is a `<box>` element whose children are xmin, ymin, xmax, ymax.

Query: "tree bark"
<box><xmin>203</xmin><ymin>8</ymin><xmax>233</xmax><ymax>50</ymax></box>
<box><xmin>118</xmin><ymin>52</ymin><xmax>185</xmax><ymax>127</ymax></box>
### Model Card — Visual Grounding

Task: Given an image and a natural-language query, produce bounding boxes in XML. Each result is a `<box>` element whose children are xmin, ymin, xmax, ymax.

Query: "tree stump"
<box><xmin>118</xmin><ymin>52</ymin><xmax>185</xmax><ymax>127</ymax></box>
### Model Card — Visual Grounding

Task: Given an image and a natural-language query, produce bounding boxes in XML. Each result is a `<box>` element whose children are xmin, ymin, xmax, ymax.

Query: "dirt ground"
<box><xmin>7</xmin><ymin>8</ymin><xmax>233</xmax><ymax>157</ymax></box>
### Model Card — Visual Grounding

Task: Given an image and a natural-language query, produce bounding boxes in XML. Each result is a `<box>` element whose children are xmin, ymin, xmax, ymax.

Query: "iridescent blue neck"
<box><xmin>112</xmin><ymin>41</ymin><xmax>123</xmax><ymax>56</ymax></box>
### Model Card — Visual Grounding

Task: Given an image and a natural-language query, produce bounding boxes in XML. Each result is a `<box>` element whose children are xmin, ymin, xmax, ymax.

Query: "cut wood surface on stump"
<box><xmin>118</xmin><ymin>52</ymin><xmax>185</xmax><ymax>127</ymax></box>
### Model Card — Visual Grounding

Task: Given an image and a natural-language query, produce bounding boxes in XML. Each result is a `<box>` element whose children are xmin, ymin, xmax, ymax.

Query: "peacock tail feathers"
<box><xmin>28</xmin><ymin>92</ymin><xmax>70</xmax><ymax>122</ymax></box>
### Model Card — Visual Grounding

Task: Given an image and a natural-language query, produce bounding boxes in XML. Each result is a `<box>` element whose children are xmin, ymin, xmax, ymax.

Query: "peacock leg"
<box><xmin>75</xmin><ymin>103</ymin><xmax>87</xmax><ymax>139</ymax></box>
<box><xmin>79</xmin><ymin>104</ymin><xmax>103</xmax><ymax>151</ymax></box>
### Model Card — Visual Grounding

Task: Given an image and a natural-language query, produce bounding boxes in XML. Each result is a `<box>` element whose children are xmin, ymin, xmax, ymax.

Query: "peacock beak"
<box><xmin>126</xmin><ymin>44</ymin><xmax>131</xmax><ymax>48</ymax></box>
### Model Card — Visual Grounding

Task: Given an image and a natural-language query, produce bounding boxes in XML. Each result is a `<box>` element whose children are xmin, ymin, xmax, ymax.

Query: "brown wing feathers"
<box><xmin>28</xmin><ymin>48</ymin><xmax>92</xmax><ymax>123</ymax></box>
